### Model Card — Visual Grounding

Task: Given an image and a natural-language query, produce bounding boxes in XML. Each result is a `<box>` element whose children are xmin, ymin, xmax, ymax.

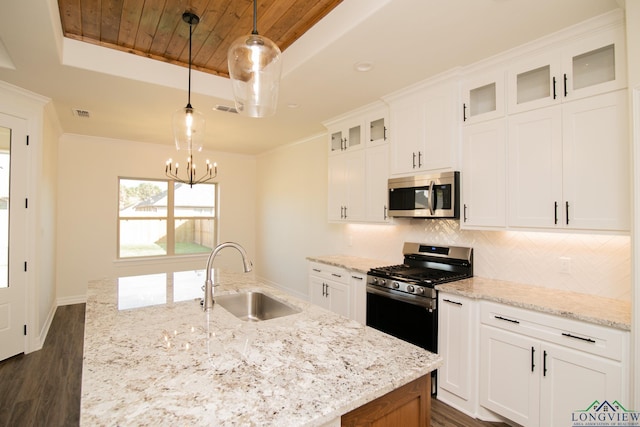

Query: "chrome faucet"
<box><xmin>203</xmin><ymin>242</ymin><xmax>253</xmax><ymax>311</ymax></box>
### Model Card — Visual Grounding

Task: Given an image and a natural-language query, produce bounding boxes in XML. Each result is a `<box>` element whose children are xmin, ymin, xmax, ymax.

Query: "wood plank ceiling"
<box><xmin>57</xmin><ymin>0</ymin><xmax>343</xmax><ymax>78</ymax></box>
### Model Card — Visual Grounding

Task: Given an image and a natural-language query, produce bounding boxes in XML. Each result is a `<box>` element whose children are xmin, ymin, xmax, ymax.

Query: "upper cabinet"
<box><xmin>462</xmin><ymin>70</ymin><xmax>506</xmax><ymax>125</ymax></box>
<box><xmin>324</xmin><ymin>102</ymin><xmax>391</xmax><ymax>224</ymax></box>
<box><xmin>507</xmin><ymin>27</ymin><xmax>626</xmax><ymax>114</ymax></box>
<box><xmin>386</xmin><ymin>78</ymin><xmax>460</xmax><ymax>176</ymax></box>
<box><xmin>329</xmin><ymin>120</ymin><xmax>364</xmax><ymax>154</ymax></box>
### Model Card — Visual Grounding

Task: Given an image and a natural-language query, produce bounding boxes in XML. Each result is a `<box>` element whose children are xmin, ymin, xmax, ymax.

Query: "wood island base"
<box><xmin>341</xmin><ymin>375</ymin><xmax>431</xmax><ymax>427</ymax></box>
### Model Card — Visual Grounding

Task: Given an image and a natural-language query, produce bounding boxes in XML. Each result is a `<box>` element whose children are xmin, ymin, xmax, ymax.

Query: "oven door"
<box><xmin>366</xmin><ymin>286</ymin><xmax>437</xmax><ymax>353</ymax></box>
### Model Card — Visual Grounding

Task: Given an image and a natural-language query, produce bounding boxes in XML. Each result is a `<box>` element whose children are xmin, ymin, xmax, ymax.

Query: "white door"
<box><xmin>0</xmin><ymin>113</ymin><xmax>27</xmax><ymax>361</ymax></box>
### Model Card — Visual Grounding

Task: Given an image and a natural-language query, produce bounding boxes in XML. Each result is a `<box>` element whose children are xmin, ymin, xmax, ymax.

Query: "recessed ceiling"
<box><xmin>56</xmin><ymin>0</ymin><xmax>343</xmax><ymax>77</ymax></box>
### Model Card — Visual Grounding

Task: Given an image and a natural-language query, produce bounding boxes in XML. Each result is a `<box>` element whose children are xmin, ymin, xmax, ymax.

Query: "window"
<box><xmin>118</xmin><ymin>178</ymin><xmax>217</xmax><ymax>258</ymax></box>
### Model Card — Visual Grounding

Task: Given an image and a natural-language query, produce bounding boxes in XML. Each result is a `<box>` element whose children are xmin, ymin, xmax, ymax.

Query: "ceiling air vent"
<box><xmin>72</xmin><ymin>108</ymin><xmax>91</xmax><ymax>118</ymax></box>
<box><xmin>214</xmin><ymin>105</ymin><xmax>238</xmax><ymax>114</ymax></box>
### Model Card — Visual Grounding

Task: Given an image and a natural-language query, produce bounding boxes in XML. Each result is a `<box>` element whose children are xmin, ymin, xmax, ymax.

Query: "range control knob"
<box><xmin>380</xmin><ymin>279</ymin><xmax>387</xmax><ymax>286</ymax></box>
<box><xmin>372</xmin><ymin>278</ymin><xmax>378</xmax><ymax>284</ymax></box>
<box><xmin>407</xmin><ymin>285</ymin><xmax>415</xmax><ymax>293</ymax></box>
<box><xmin>416</xmin><ymin>287</ymin><xmax>425</xmax><ymax>295</ymax></box>
<box><xmin>392</xmin><ymin>281</ymin><xmax>400</xmax><ymax>289</ymax></box>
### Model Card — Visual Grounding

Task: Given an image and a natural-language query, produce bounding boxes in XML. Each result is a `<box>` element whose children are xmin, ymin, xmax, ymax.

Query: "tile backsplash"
<box><xmin>344</xmin><ymin>220</ymin><xmax>631</xmax><ymax>301</ymax></box>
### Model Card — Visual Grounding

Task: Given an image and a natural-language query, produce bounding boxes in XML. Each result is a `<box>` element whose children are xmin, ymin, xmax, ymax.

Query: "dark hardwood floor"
<box><xmin>0</xmin><ymin>304</ymin><xmax>85</xmax><ymax>427</ymax></box>
<box><xmin>0</xmin><ymin>303</ymin><xmax>507</xmax><ymax>427</ymax></box>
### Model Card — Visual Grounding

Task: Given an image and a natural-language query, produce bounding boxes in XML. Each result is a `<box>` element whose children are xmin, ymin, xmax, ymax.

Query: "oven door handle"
<box><xmin>367</xmin><ymin>285</ymin><xmax>435</xmax><ymax>310</ymax></box>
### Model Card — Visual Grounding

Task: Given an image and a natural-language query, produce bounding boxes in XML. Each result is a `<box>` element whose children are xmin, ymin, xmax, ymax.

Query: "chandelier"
<box><xmin>227</xmin><ymin>0</ymin><xmax>282</xmax><ymax>118</ymax></box>
<box><xmin>166</xmin><ymin>11</ymin><xmax>216</xmax><ymax>187</ymax></box>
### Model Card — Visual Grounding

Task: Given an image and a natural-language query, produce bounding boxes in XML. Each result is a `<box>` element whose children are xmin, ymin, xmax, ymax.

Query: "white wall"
<box><xmin>56</xmin><ymin>134</ymin><xmax>256</xmax><ymax>303</ymax></box>
<box><xmin>255</xmin><ymin>136</ymin><xmax>631</xmax><ymax>302</ymax></box>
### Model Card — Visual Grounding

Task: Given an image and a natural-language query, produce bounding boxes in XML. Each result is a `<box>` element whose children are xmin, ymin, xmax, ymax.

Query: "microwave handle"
<box><xmin>428</xmin><ymin>180</ymin><xmax>435</xmax><ymax>215</ymax></box>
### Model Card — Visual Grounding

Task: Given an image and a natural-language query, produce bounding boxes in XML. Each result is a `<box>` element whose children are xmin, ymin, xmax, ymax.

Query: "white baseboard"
<box><xmin>30</xmin><ymin>302</ymin><xmax>57</xmax><ymax>353</ymax></box>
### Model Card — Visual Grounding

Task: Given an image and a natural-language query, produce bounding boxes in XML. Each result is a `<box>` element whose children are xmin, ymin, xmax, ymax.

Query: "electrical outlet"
<box><xmin>559</xmin><ymin>257</ymin><xmax>571</xmax><ymax>274</ymax></box>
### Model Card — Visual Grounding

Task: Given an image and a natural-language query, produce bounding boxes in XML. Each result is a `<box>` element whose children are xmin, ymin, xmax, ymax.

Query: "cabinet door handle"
<box><xmin>418</xmin><ymin>151</ymin><xmax>423</xmax><ymax>168</ymax></box>
<box><xmin>554</xmin><ymin>201</ymin><xmax>558</xmax><ymax>225</ymax></box>
<box><xmin>443</xmin><ymin>298</ymin><xmax>462</xmax><ymax>306</ymax></box>
<box><xmin>351</xmin><ymin>275</ymin><xmax>363</xmax><ymax>280</ymax></box>
<box><xmin>412</xmin><ymin>152</ymin><xmax>416</xmax><ymax>169</ymax></box>
<box><xmin>561</xmin><ymin>332</ymin><xmax>596</xmax><ymax>343</ymax></box>
<box><xmin>325</xmin><ymin>285</ymin><xmax>329</xmax><ymax>297</ymax></box>
<box><xmin>495</xmin><ymin>315</ymin><xmax>520</xmax><ymax>324</ymax></box>
<box><xmin>322</xmin><ymin>283</ymin><xmax>326</xmax><ymax>296</ymax></box>
<box><xmin>383</xmin><ymin>126</ymin><xmax>387</xmax><ymax>141</ymax></box>
<box><xmin>463</xmin><ymin>204</ymin><xmax>468</xmax><ymax>222</ymax></box>
<box><xmin>383</xmin><ymin>205</ymin><xmax>387</xmax><ymax>220</ymax></box>
<box><xmin>552</xmin><ymin>76</ymin><xmax>557</xmax><ymax>99</ymax></box>
<box><xmin>531</xmin><ymin>346</ymin><xmax>535</xmax><ymax>372</ymax></box>
<box><xmin>565</xmin><ymin>201</ymin><xmax>569</xmax><ymax>225</ymax></box>
<box><xmin>563</xmin><ymin>73</ymin><xmax>568</xmax><ymax>97</ymax></box>
<box><xmin>344</xmin><ymin>206</ymin><xmax>347</xmax><ymax>219</ymax></box>
<box><xmin>463</xmin><ymin>103</ymin><xmax>468</xmax><ymax>122</ymax></box>
<box><xmin>543</xmin><ymin>350</ymin><xmax>548</xmax><ymax>376</ymax></box>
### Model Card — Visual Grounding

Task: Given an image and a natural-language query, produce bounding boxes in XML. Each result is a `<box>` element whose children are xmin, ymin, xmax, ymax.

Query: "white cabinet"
<box><xmin>329</xmin><ymin>120</ymin><xmax>364</xmax><ymax>154</ymax></box>
<box><xmin>462</xmin><ymin>70</ymin><xmax>506</xmax><ymax>124</ymax></box>
<box><xmin>437</xmin><ymin>293</ymin><xmax>477</xmax><ymax>417</ymax></box>
<box><xmin>308</xmin><ymin>262</ymin><xmax>351</xmax><ymax>319</ymax></box>
<box><xmin>325</xmin><ymin>103</ymin><xmax>390</xmax><ymax>224</ymax></box>
<box><xmin>508</xmin><ymin>90</ymin><xmax>629</xmax><ymax>231</ymax></box>
<box><xmin>507</xmin><ymin>27</ymin><xmax>626</xmax><ymax>114</ymax></box>
<box><xmin>328</xmin><ymin>150</ymin><xmax>366</xmax><ymax>222</ymax></box>
<box><xmin>387</xmin><ymin>79</ymin><xmax>459</xmax><ymax>176</ymax></box>
<box><xmin>461</xmin><ymin>118</ymin><xmax>506</xmax><ymax>228</ymax></box>
<box><xmin>479</xmin><ymin>301</ymin><xmax>628</xmax><ymax>427</ymax></box>
<box><xmin>365</xmin><ymin>143</ymin><xmax>390</xmax><ymax>222</ymax></box>
<box><xmin>349</xmin><ymin>271</ymin><xmax>367</xmax><ymax>325</ymax></box>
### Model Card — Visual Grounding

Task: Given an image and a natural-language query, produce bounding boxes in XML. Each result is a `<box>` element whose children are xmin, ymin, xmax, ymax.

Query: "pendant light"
<box><xmin>166</xmin><ymin>11</ymin><xmax>216</xmax><ymax>187</ymax></box>
<box><xmin>227</xmin><ymin>0</ymin><xmax>282</xmax><ymax>118</ymax></box>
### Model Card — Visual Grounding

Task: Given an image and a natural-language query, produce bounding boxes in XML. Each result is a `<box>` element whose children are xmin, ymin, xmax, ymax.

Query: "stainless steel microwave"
<box><xmin>388</xmin><ymin>171</ymin><xmax>460</xmax><ymax>219</ymax></box>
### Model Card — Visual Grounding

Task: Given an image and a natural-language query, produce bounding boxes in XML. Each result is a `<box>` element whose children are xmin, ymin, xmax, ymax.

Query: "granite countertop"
<box><xmin>437</xmin><ymin>277</ymin><xmax>631</xmax><ymax>331</ymax></box>
<box><xmin>308</xmin><ymin>255</ymin><xmax>631</xmax><ymax>331</ymax></box>
<box><xmin>81</xmin><ymin>270</ymin><xmax>442</xmax><ymax>427</ymax></box>
<box><xmin>306</xmin><ymin>255</ymin><xmax>393</xmax><ymax>274</ymax></box>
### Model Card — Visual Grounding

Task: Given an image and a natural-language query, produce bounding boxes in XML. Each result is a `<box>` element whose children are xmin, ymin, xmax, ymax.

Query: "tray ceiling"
<box><xmin>57</xmin><ymin>0</ymin><xmax>343</xmax><ymax>77</ymax></box>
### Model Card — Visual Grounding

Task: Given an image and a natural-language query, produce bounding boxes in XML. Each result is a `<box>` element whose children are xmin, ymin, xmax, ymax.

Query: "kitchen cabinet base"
<box><xmin>341</xmin><ymin>375</ymin><xmax>431</xmax><ymax>427</ymax></box>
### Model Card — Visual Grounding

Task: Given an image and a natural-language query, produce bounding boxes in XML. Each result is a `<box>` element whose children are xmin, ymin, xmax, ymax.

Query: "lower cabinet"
<box><xmin>342</xmin><ymin>375</ymin><xmax>431</xmax><ymax>427</ymax></box>
<box><xmin>479</xmin><ymin>301</ymin><xmax>628</xmax><ymax>427</ymax></box>
<box><xmin>436</xmin><ymin>293</ymin><xmax>477</xmax><ymax>417</ymax></box>
<box><xmin>308</xmin><ymin>261</ymin><xmax>366</xmax><ymax>323</ymax></box>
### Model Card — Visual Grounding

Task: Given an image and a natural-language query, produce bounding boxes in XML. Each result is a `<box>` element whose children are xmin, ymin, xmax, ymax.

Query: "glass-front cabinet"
<box><xmin>507</xmin><ymin>27</ymin><xmax>625</xmax><ymax>113</ymax></box>
<box><xmin>461</xmin><ymin>70</ymin><xmax>505</xmax><ymax>125</ymax></box>
<box><xmin>330</xmin><ymin>122</ymin><xmax>363</xmax><ymax>153</ymax></box>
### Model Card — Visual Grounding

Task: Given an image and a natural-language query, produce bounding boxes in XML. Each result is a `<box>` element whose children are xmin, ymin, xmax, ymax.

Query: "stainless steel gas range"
<box><xmin>366</xmin><ymin>242</ymin><xmax>473</xmax><ymax>393</ymax></box>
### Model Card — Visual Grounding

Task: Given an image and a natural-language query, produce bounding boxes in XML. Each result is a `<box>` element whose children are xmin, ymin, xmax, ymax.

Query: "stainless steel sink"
<box><xmin>214</xmin><ymin>291</ymin><xmax>300</xmax><ymax>322</ymax></box>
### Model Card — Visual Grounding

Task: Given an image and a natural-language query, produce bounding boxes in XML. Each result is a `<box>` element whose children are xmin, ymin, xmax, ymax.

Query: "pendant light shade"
<box><xmin>173</xmin><ymin>104</ymin><xmax>205</xmax><ymax>152</ymax></box>
<box><xmin>228</xmin><ymin>0</ymin><xmax>282</xmax><ymax>118</ymax></box>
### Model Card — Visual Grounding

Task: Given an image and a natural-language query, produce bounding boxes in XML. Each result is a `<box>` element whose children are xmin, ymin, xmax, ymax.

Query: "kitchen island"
<box><xmin>81</xmin><ymin>270</ymin><xmax>442</xmax><ymax>426</ymax></box>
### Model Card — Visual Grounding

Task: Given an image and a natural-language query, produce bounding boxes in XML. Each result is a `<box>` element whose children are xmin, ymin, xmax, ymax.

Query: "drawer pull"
<box><xmin>331</xmin><ymin>273</ymin><xmax>342</xmax><ymax>278</ymax></box>
<box><xmin>351</xmin><ymin>276</ymin><xmax>364</xmax><ymax>280</ymax></box>
<box><xmin>312</xmin><ymin>268</ymin><xmax>321</xmax><ymax>272</ymax></box>
<box><xmin>495</xmin><ymin>315</ymin><xmax>520</xmax><ymax>324</ymax></box>
<box><xmin>562</xmin><ymin>332</ymin><xmax>595</xmax><ymax>343</ymax></box>
<box><xmin>443</xmin><ymin>298</ymin><xmax>462</xmax><ymax>306</ymax></box>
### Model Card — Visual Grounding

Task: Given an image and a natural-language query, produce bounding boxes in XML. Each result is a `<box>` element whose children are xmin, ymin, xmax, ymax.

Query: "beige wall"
<box><xmin>55</xmin><ymin>134</ymin><xmax>257</xmax><ymax>302</ymax></box>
